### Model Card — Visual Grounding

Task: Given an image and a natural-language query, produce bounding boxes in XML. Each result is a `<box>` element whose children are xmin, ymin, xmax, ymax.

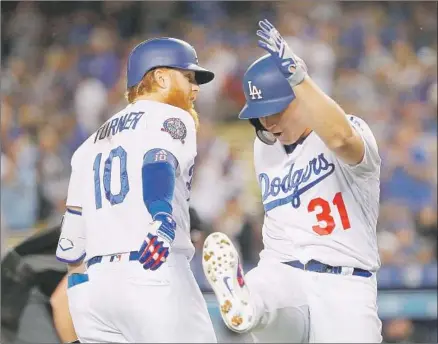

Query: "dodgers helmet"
<box><xmin>126</xmin><ymin>37</ymin><xmax>215</xmax><ymax>88</ymax></box>
<box><xmin>239</xmin><ymin>54</ymin><xmax>296</xmax><ymax>120</ymax></box>
<box><xmin>238</xmin><ymin>54</ymin><xmax>296</xmax><ymax>145</ymax></box>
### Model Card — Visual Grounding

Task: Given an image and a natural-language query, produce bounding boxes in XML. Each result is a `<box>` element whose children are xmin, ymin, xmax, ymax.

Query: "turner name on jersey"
<box><xmin>255</xmin><ymin>115</ymin><xmax>381</xmax><ymax>272</ymax></box>
<box><xmin>94</xmin><ymin>111</ymin><xmax>145</xmax><ymax>143</ymax></box>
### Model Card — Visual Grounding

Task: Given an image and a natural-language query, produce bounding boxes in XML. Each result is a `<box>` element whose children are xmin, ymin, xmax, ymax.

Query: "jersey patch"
<box><xmin>58</xmin><ymin>238</ymin><xmax>74</xmax><ymax>251</ymax></box>
<box><xmin>161</xmin><ymin>118</ymin><xmax>187</xmax><ymax>143</ymax></box>
<box><xmin>143</xmin><ymin>148</ymin><xmax>179</xmax><ymax>169</ymax></box>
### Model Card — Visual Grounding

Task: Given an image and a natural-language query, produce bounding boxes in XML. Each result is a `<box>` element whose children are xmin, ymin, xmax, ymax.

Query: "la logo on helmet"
<box><xmin>248</xmin><ymin>81</ymin><xmax>263</xmax><ymax>100</ymax></box>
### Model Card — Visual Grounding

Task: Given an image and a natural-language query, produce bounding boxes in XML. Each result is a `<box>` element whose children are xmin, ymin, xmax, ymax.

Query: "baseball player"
<box><xmin>203</xmin><ymin>20</ymin><xmax>382</xmax><ymax>343</ymax></box>
<box><xmin>56</xmin><ymin>37</ymin><xmax>217</xmax><ymax>343</ymax></box>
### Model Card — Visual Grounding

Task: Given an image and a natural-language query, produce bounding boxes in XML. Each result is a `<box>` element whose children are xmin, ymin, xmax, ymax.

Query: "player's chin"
<box><xmin>166</xmin><ymin>88</ymin><xmax>191</xmax><ymax>111</ymax></box>
<box><xmin>277</xmin><ymin>132</ymin><xmax>300</xmax><ymax>145</ymax></box>
<box><xmin>276</xmin><ymin>134</ymin><xmax>293</xmax><ymax>145</ymax></box>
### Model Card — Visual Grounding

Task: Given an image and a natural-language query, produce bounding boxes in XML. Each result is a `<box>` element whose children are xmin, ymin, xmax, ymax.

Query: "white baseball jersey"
<box><xmin>255</xmin><ymin>115</ymin><xmax>381</xmax><ymax>271</ymax></box>
<box><xmin>56</xmin><ymin>100</ymin><xmax>197</xmax><ymax>263</ymax></box>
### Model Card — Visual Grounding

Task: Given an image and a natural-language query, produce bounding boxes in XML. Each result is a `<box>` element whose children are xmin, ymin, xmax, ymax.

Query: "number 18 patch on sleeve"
<box><xmin>161</xmin><ymin>118</ymin><xmax>187</xmax><ymax>144</ymax></box>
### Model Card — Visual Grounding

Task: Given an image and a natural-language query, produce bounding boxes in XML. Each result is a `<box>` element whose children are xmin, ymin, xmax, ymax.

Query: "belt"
<box><xmin>283</xmin><ymin>259</ymin><xmax>372</xmax><ymax>278</ymax></box>
<box><xmin>68</xmin><ymin>273</ymin><xmax>89</xmax><ymax>288</ymax></box>
<box><xmin>86</xmin><ymin>251</ymin><xmax>140</xmax><ymax>269</ymax></box>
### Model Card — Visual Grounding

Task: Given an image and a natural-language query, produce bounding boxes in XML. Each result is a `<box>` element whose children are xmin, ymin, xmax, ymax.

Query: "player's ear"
<box><xmin>154</xmin><ymin>68</ymin><xmax>170</xmax><ymax>90</ymax></box>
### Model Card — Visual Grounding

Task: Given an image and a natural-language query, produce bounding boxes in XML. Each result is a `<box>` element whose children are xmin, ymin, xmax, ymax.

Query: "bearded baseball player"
<box><xmin>203</xmin><ymin>19</ymin><xmax>382</xmax><ymax>343</ymax></box>
<box><xmin>56</xmin><ymin>37</ymin><xmax>217</xmax><ymax>343</ymax></box>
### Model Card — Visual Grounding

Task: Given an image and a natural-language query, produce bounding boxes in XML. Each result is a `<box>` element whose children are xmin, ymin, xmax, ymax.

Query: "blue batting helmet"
<box><xmin>238</xmin><ymin>54</ymin><xmax>296</xmax><ymax>120</ymax></box>
<box><xmin>126</xmin><ymin>37</ymin><xmax>215</xmax><ymax>88</ymax></box>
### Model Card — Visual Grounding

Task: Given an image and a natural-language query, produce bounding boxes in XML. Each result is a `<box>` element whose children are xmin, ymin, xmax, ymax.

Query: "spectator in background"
<box><xmin>77</xmin><ymin>27</ymin><xmax>120</xmax><ymax>90</ymax></box>
<box><xmin>190</xmin><ymin>122</ymin><xmax>246</xmax><ymax>226</ymax></box>
<box><xmin>1</xmin><ymin>57</ymin><xmax>28</xmax><ymax>98</ymax></box>
<box><xmin>381</xmin><ymin>119</ymin><xmax>435</xmax><ymax>215</ymax></box>
<box><xmin>382</xmin><ymin>318</ymin><xmax>438</xmax><ymax>343</ymax></box>
<box><xmin>212</xmin><ymin>194</ymin><xmax>261</xmax><ymax>267</ymax></box>
<box><xmin>61</xmin><ymin>115</ymin><xmax>89</xmax><ymax>157</ymax></box>
<box><xmin>1</xmin><ymin>131</ymin><xmax>38</xmax><ymax>230</ymax></box>
<box><xmin>74</xmin><ymin>73</ymin><xmax>108</xmax><ymax>135</ymax></box>
<box><xmin>415</xmin><ymin>205</ymin><xmax>438</xmax><ymax>260</ymax></box>
<box><xmin>33</xmin><ymin>46</ymin><xmax>79</xmax><ymax>113</ymax></box>
<box><xmin>194</xmin><ymin>39</ymin><xmax>239</xmax><ymax>121</ymax></box>
<box><xmin>333</xmin><ymin>58</ymin><xmax>379</xmax><ymax>116</ymax></box>
<box><xmin>5</xmin><ymin>2</ymin><xmax>43</xmax><ymax>62</ymax></box>
<box><xmin>378</xmin><ymin>202</ymin><xmax>435</xmax><ymax>266</ymax></box>
<box><xmin>212</xmin><ymin>195</ymin><xmax>247</xmax><ymax>254</ymax></box>
<box><xmin>36</xmin><ymin>126</ymin><xmax>71</xmax><ymax>225</ymax></box>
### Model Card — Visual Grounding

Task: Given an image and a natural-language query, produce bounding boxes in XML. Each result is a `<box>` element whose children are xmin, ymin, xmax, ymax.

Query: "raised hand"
<box><xmin>256</xmin><ymin>19</ymin><xmax>307</xmax><ymax>87</ymax></box>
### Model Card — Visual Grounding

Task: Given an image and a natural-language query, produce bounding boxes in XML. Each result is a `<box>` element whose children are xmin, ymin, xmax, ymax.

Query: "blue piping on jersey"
<box><xmin>56</xmin><ymin>252</ymin><xmax>86</xmax><ymax>264</ymax></box>
<box><xmin>66</xmin><ymin>207</ymin><xmax>82</xmax><ymax>216</ymax></box>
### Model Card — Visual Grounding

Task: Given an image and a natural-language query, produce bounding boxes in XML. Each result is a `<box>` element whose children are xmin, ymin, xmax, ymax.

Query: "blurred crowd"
<box><xmin>1</xmin><ymin>2</ymin><xmax>437</xmax><ymax>343</ymax></box>
<box><xmin>1</xmin><ymin>1</ymin><xmax>437</xmax><ymax>269</ymax></box>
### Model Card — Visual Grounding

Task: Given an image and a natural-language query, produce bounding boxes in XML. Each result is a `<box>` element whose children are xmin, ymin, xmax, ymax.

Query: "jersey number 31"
<box><xmin>93</xmin><ymin>146</ymin><xmax>130</xmax><ymax>209</ymax></box>
<box><xmin>307</xmin><ymin>192</ymin><xmax>351</xmax><ymax>236</ymax></box>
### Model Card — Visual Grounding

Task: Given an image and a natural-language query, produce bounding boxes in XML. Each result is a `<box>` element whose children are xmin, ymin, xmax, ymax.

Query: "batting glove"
<box><xmin>138</xmin><ymin>212</ymin><xmax>176</xmax><ymax>271</ymax></box>
<box><xmin>256</xmin><ymin>19</ymin><xmax>308</xmax><ymax>88</ymax></box>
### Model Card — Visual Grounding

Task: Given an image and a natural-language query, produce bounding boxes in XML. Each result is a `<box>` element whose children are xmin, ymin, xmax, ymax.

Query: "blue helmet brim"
<box><xmin>182</xmin><ymin>63</ymin><xmax>215</xmax><ymax>85</ymax></box>
<box><xmin>158</xmin><ymin>63</ymin><xmax>215</xmax><ymax>85</ymax></box>
<box><xmin>238</xmin><ymin>94</ymin><xmax>296</xmax><ymax>119</ymax></box>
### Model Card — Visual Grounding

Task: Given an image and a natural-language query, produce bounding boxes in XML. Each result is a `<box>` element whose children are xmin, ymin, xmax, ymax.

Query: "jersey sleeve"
<box><xmin>337</xmin><ymin>115</ymin><xmax>381</xmax><ymax>179</ymax></box>
<box><xmin>142</xmin><ymin>110</ymin><xmax>197</xmax><ymax>175</ymax></box>
<box><xmin>56</xmin><ymin>152</ymin><xmax>86</xmax><ymax>264</ymax></box>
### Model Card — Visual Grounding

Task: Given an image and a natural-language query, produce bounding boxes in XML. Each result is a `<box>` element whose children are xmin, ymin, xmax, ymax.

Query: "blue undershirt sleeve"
<box><xmin>142</xmin><ymin>148</ymin><xmax>179</xmax><ymax>217</ymax></box>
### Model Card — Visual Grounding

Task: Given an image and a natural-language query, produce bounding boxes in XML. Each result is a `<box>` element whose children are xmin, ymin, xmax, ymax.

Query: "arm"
<box><xmin>50</xmin><ymin>274</ymin><xmax>79</xmax><ymax>343</ymax></box>
<box><xmin>50</xmin><ymin>263</ymin><xmax>85</xmax><ymax>344</ymax></box>
<box><xmin>137</xmin><ymin>113</ymin><xmax>196</xmax><ymax>271</ymax></box>
<box><xmin>256</xmin><ymin>19</ymin><xmax>367</xmax><ymax>166</ymax></box>
<box><xmin>56</xmin><ymin>153</ymin><xmax>86</xmax><ymax>265</ymax></box>
<box><xmin>52</xmin><ymin>157</ymin><xmax>85</xmax><ymax>343</ymax></box>
<box><xmin>137</xmin><ymin>148</ymin><xmax>178</xmax><ymax>270</ymax></box>
<box><xmin>293</xmin><ymin>77</ymin><xmax>365</xmax><ymax>165</ymax></box>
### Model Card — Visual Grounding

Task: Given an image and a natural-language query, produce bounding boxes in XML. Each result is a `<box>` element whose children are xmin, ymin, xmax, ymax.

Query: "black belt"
<box><xmin>283</xmin><ymin>259</ymin><xmax>372</xmax><ymax>278</ymax></box>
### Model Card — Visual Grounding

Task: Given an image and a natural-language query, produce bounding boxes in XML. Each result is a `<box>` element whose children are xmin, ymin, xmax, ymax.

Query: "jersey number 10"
<box><xmin>93</xmin><ymin>146</ymin><xmax>130</xmax><ymax>209</ymax></box>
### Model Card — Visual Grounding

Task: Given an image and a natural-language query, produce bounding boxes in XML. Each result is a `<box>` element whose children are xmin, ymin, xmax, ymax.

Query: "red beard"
<box><xmin>164</xmin><ymin>83</ymin><xmax>192</xmax><ymax>112</ymax></box>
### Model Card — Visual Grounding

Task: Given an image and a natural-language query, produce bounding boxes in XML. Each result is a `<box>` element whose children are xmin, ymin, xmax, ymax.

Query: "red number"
<box><xmin>307</xmin><ymin>198</ymin><xmax>335</xmax><ymax>235</ymax></box>
<box><xmin>307</xmin><ymin>192</ymin><xmax>351</xmax><ymax>236</ymax></box>
<box><xmin>332</xmin><ymin>192</ymin><xmax>351</xmax><ymax>230</ymax></box>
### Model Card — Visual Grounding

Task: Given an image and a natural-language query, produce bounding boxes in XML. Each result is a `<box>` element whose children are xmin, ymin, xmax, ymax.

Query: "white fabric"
<box><xmin>58</xmin><ymin>100</ymin><xmax>197</xmax><ymax>261</ymax></box>
<box><xmin>72</xmin><ymin>254</ymin><xmax>216</xmax><ymax>343</ymax></box>
<box><xmin>245</xmin><ymin>257</ymin><xmax>382</xmax><ymax>343</ymax></box>
<box><xmin>254</xmin><ymin>115</ymin><xmax>381</xmax><ymax>272</ymax></box>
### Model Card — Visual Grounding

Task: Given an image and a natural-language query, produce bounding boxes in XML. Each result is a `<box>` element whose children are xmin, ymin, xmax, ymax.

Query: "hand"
<box><xmin>138</xmin><ymin>213</ymin><xmax>176</xmax><ymax>271</ymax></box>
<box><xmin>256</xmin><ymin>19</ymin><xmax>307</xmax><ymax>87</ymax></box>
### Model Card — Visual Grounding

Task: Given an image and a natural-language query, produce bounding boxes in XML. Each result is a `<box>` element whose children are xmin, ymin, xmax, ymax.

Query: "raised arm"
<box><xmin>256</xmin><ymin>19</ymin><xmax>366</xmax><ymax>166</ymax></box>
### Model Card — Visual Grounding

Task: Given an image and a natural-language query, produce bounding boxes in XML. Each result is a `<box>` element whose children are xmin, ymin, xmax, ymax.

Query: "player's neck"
<box><xmin>132</xmin><ymin>93</ymin><xmax>167</xmax><ymax>104</ymax></box>
<box><xmin>302</xmin><ymin>128</ymin><xmax>312</xmax><ymax>138</ymax></box>
<box><xmin>283</xmin><ymin>128</ymin><xmax>312</xmax><ymax>154</ymax></box>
